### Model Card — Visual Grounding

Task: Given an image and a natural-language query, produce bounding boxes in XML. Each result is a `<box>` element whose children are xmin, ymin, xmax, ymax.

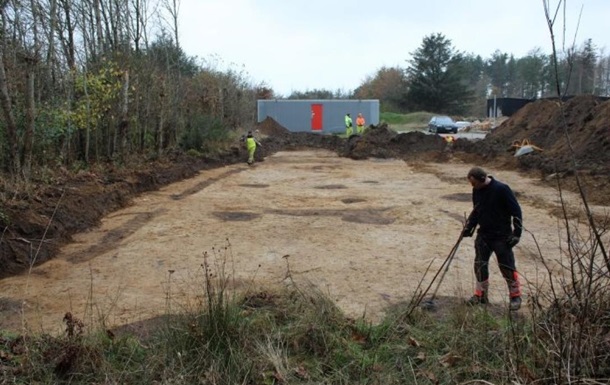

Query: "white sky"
<box><xmin>178</xmin><ymin>0</ymin><xmax>609</xmax><ymax>96</ymax></box>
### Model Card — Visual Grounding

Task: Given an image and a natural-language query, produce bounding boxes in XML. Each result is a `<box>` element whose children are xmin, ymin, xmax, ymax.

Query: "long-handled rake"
<box><xmin>417</xmin><ymin>231</ymin><xmax>464</xmax><ymax>311</ymax></box>
<box><xmin>413</xmin><ymin>211</ymin><xmax>475</xmax><ymax>311</ymax></box>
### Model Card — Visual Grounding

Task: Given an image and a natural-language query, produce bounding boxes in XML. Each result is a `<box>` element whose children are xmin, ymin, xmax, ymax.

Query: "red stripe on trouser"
<box><xmin>474</xmin><ymin>280</ymin><xmax>489</xmax><ymax>296</ymax></box>
<box><xmin>508</xmin><ymin>271</ymin><xmax>521</xmax><ymax>297</ymax></box>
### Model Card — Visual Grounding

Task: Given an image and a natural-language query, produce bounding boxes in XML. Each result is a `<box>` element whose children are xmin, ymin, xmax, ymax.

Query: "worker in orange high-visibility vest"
<box><xmin>356</xmin><ymin>113</ymin><xmax>366</xmax><ymax>134</ymax></box>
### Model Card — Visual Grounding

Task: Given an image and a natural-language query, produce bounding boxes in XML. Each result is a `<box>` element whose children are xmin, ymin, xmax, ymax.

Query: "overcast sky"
<box><xmin>178</xmin><ymin>0</ymin><xmax>609</xmax><ymax>96</ymax></box>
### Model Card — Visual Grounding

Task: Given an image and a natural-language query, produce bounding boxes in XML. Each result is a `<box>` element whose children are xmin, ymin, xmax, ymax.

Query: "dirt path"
<box><xmin>1</xmin><ymin>150</ymin><xmax>607</xmax><ymax>333</ymax></box>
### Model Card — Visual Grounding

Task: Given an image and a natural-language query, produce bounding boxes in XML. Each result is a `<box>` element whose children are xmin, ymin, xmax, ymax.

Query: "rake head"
<box><xmin>419</xmin><ymin>298</ymin><xmax>438</xmax><ymax>311</ymax></box>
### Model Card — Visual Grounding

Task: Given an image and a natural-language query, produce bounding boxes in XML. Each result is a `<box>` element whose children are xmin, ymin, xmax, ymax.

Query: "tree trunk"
<box><xmin>94</xmin><ymin>0</ymin><xmax>104</xmax><ymax>53</ymax></box>
<box><xmin>132</xmin><ymin>0</ymin><xmax>141</xmax><ymax>52</ymax></box>
<box><xmin>46</xmin><ymin>0</ymin><xmax>58</xmax><ymax>87</ymax></box>
<box><xmin>83</xmin><ymin>72</ymin><xmax>91</xmax><ymax>163</ymax></box>
<box><xmin>163</xmin><ymin>0</ymin><xmax>180</xmax><ymax>48</ymax></box>
<box><xmin>23</xmin><ymin>0</ymin><xmax>40</xmax><ymax>177</ymax></box>
<box><xmin>22</xmin><ymin>63</ymin><xmax>36</xmax><ymax>178</ymax></box>
<box><xmin>118</xmin><ymin>69</ymin><xmax>129</xmax><ymax>161</ymax></box>
<box><xmin>0</xmin><ymin>18</ymin><xmax>20</xmax><ymax>175</ymax></box>
<box><xmin>59</xmin><ymin>0</ymin><xmax>76</xmax><ymax>69</ymax></box>
<box><xmin>157</xmin><ymin>79</ymin><xmax>166</xmax><ymax>155</ymax></box>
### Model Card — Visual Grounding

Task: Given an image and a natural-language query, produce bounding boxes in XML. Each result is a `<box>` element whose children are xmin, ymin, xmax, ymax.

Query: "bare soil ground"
<box><xmin>1</xmin><ymin>95</ymin><xmax>609</xmax><ymax>333</ymax></box>
<box><xmin>1</xmin><ymin>149</ymin><xmax>608</xmax><ymax>333</ymax></box>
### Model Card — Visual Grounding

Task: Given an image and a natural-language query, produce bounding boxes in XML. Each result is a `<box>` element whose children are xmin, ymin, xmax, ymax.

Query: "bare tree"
<box><xmin>594</xmin><ymin>51</ymin><xmax>610</xmax><ymax>96</ymax></box>
<box><xmin>22</xmin><ymin>56</ymin><xmax>36</xmax><ymax>177</ymax></box>
<box><xmin>57</xmin><ymin>0</ymin><xmax>75</xmax><ymax>69</ymax></box>
<box><xmin>162</xmin><ymin>0</ymin><xmax>179</xmax><ymax>47</ymax></box>
<box><xmin>118</xmin><ymin>69</ymin><xmax>129</xmax><ymax>160</ymax></box>
<box><xmin>0</xmin><ymin>6</ymin><xmax>20</xmax><ymax>175</ymax></box>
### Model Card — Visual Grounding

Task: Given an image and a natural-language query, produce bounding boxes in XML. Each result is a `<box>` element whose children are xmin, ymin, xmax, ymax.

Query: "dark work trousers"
<box><xmin>474</xmin><ymin>235</ymin><xmax>521</xmax><ymax>298</ymax></box>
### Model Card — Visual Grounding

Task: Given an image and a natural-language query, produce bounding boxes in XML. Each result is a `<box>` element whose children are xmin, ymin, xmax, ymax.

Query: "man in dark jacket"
<box><xmin>462</xmin><ymin>167</ymin><xmax>523</xmax><ymax>310</ymax></box>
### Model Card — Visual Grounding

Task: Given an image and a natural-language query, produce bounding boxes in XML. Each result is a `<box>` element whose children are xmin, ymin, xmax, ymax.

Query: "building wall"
<box><xmin>257</xmin><ymin>99</ymin><xmax>380</xmax><ymax>134</ymax></box>
<box><xmin>487</xmin><ymin>98</ymin><xmax>534</xmax><ymax>118</ymax></box>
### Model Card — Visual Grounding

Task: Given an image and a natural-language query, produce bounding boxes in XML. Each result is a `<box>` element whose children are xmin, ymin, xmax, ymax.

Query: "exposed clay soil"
<box><xmin>1</xmin><ymin>96</ymin><xmax>609</xmax><ymax>332</ymax></box>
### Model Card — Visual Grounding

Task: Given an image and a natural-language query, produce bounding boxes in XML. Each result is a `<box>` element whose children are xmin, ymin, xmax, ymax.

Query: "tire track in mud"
<box><xmin>65</xmin><ymin>169</ymin><xmax>250</xmax><ymax>263</ymax></box>
<box><xmin>66</xmin><ymin>208</ymin><xmax>168</xmax><ymax>263</ymax></box>
<box><xmin>170</xmin><ymin>168</ymin><xmax>246</xmax><ymax>200</ymax></box>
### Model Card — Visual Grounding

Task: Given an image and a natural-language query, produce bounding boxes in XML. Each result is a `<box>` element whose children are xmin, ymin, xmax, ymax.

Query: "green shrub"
<box><xmin>380</xmin><ymin>111</ymin><xmax>435</xmax><ymax>125</ymax></box>
<box><xmin>179</xmin><ymin>115</ymin><xmax>232</xmax><ymax>154</ymax></box>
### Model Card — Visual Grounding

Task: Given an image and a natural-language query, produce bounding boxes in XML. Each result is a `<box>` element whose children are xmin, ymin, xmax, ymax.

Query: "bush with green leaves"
<box><xmin>179</xmin><ymin>115</ymin><xmax>231</xmax><ymax>155</ymax></box>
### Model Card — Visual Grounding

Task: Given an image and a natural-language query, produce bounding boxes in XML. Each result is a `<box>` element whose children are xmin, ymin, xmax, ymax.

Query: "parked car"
<box><xmin>428</xmin><ymin>116</ymin><xmax>458</xmax><ymax>134</ymax></box>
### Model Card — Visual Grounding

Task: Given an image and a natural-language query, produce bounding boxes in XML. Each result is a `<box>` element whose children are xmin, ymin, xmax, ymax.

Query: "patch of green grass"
<box><xmin>380</xmin><ymin>111</ymin><xmax>436</xmax><ymax>132</ymax></box>
<box><xmin>1</xmin><ymin>286</ymin><xmax>547</xmax><ymax>384</ymax></box>
<box><xmin>380</xmin><ymin>111</ymin><xmax>435</xmax><ymax>125</ymax></box>
<box><xmin>4</xmin><ymin>245</ymin><xmax>609</xmax><ymax>384</ymax></box>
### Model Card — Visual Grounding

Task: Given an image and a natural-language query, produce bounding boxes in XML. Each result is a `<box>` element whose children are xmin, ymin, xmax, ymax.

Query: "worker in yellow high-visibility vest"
<box><xmin>345</xmin><ymin>113</ymin><xmax>353</xmax><ymax>137</ymax></box>
<box><xmin>245</xmin><ymin>131</ymin><xmax>260</xmax><ymax>165</ymax></box>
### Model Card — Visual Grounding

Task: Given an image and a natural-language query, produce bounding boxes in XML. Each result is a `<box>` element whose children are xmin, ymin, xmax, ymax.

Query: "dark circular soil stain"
<box><xmin>342</xmin><ymin>198</ymin><xmax>366</xmax><ymax>204</ymax></box>
<box><xmin>441</xmin><ymin>193</ymin><xmax>471</xmax><ymax>202</ymax></box>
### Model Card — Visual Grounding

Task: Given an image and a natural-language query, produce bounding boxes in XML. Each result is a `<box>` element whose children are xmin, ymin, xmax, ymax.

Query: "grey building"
<box><xmin>487</xmin><ymin>97</ymin><xmax>533</xmax><ymax>118</ymax></box>
<box><xmin>257</xmin><ymin>99</ymin><xmax>380</xmax><ymax>134</ymax></box>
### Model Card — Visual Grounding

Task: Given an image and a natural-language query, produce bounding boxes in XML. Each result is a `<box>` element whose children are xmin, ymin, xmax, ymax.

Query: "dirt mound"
<box><xmin>483</xmin><ymin>95</ymin><xmax>609</xmax><ymax>173</ymax></box>
<box><xmin>454</xmin><ymin>95</ymin><xmax>610</xmax><ymax>172</ymax></box>
<box><xmin>252</xmin><ymin>120</ymin><xmax>450</xmax><ymax>162</ymax></box>
<box><xmin>392</xmin><ymin>130</ymin><xmax>447</xmax><ymax>157</ymax></box>
<box><xmin>452</xmin><ymin>94</ymin><xmax>610</xmax><ymax>207</ymax></box>
<box><xmin>347</xmin><ymin>123</ymin><xmax>446</xmax><ymax>160</ymax></box>
<box><xmin>256</xmin><ymin>117</ymin><xmax>290</xmax><ymax>136</ymax></box>
<box><xmin>259</xmin><ymin>131</ymin><xmax>344</xmax><ymax>155</ymax></box>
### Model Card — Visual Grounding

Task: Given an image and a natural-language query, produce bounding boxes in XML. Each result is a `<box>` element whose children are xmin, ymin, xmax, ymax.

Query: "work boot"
<box><xmin>509</xmin><ymin>296</ymin><xmax>522</xmax><ymax>311</ymax></box>
<box><xmin>466</xmin><ymin>293</ymin><xmax>488</xmax><ymax>306</ymax></box>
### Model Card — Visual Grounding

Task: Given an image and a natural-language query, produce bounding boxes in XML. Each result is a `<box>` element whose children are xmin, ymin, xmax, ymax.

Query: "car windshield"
<box><xmin>435</xmin><ymin>116</ymin><xmax>453</xmax><ymax>124</ymax></box>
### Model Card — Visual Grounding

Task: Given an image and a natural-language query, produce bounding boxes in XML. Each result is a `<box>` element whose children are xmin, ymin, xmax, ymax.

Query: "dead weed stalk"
<box><xmin>521</xmin><ymin>3</ymin><xmax>610</xmax><ymax>382</ymax></box>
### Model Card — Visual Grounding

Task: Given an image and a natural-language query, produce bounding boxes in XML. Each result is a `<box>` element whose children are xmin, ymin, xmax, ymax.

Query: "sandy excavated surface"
<box><xmin>1</xmin><ymin>150</ymin><xmax>607</xmax><ymax>333</ymax></box>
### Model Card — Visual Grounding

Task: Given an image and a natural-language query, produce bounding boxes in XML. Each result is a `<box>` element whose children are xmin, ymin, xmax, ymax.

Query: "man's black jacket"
<box><xmin>466</xmin><ymin>177</ymin><xmax>522</xmax><ymax>239</ymax></box>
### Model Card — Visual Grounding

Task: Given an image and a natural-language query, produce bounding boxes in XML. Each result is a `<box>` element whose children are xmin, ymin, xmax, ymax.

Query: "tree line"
<box><xmin>353</xmin><ymin>33</ymin><xmax>609</xmax><ymax>116</ymax></box>
<box><xmin>0</xmin><ymin>0</ymin><xmax>271</xmax><ymax>179</ymax></box>
<box><xmin>1</xmin><ymin>0</ymin><xmax>607</xmax><ymax>179</ymax></box>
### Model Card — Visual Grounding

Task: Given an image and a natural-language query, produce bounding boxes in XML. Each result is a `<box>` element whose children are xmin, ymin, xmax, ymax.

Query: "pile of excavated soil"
<box><xmin>456</xmin><ymin>95</ymin><xmax>610</xmax><ymax>175</ymax></box>
<box><xmin>348</xmin><ymin>123</ymin><xmax>447</xmax><ymax>161</ymax></box>
<box><xmin>256</xmin><ymin>117</ymin><xmax>290</xmax><ymax>136</ymax></box>
<box><xmin>453</xmin><ymin>94</ymin><xmax>610</xmax><ymax>206</ymax></box>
